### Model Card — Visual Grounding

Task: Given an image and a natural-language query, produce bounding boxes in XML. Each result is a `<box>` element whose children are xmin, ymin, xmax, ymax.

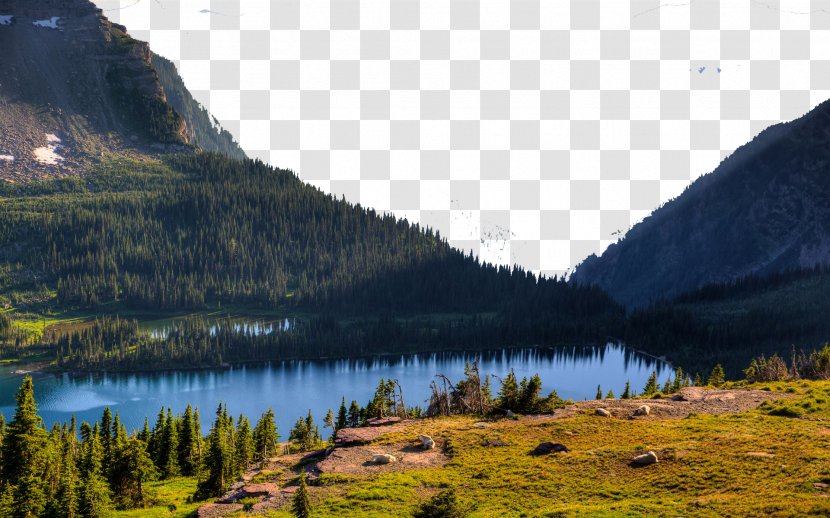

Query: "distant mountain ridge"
<box><xmin>571</xmin><ymin>99</ymin><xmax>830</xmax><ymax>308</ymax></box>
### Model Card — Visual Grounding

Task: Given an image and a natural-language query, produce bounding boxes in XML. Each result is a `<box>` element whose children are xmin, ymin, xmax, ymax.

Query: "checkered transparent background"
<box><xmin>93</xmin><ymin>0</ymin><xmax>830</xmax><ymax>277</ymax></box>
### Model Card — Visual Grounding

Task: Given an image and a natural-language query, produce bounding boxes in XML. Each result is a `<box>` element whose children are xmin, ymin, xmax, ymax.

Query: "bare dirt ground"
<box><xmin>197</xmin><ymin>386</ymin><xmax>791</xmax><ymax>516</ymax></box>
<box><xmin>544</xmin><ymin>386</ymin><xmax>793</xmax><ymax>421</ymax></box>
<box><xmin>316</xmin><ymin>439</ymin><xmax>449</xmax><ymax>476</ymax></box>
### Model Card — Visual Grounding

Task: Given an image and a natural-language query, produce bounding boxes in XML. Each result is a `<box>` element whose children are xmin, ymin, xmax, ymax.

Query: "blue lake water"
<box><xmin>0</xmin><ymin>344</ymin><xmax>669</xmax><ymax>435</ymax></box>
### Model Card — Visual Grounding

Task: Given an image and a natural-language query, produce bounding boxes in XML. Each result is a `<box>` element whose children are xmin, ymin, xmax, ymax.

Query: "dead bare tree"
<box><xmin>390</xmin><ymin>379</ymin><xmax>407</xmax><ymax>419</ymax></box>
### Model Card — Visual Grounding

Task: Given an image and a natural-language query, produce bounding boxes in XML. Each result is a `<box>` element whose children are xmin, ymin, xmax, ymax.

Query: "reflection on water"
<box><xmin>0</xmin><ymin>344</ymin><xmax>668</xmax><ymax>435</ymax></box>
<box><xmin>141</xmin><ymin>316</ymin><xmax>295</xmax><ymax>339</ymax></box>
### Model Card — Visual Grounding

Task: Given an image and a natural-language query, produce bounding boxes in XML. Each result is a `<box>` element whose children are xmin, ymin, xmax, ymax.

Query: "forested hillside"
<box><xmin>0</xmin><ymin>153</ymin><xmax>622</xmax><ymax>368</ymax></box>
<box><xmin>625</xmin><ymin>265</ymin><xmax>830</xmax><ymax>375</ymax></box>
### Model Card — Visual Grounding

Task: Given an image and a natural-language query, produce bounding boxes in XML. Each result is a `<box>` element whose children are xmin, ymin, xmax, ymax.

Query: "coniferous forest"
<box><xmin>0</xmin><ymin>153</ymin><xmax>622</xmax><ymax>370</ymax></box>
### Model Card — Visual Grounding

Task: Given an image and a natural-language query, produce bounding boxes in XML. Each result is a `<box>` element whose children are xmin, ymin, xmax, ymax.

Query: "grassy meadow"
<box><xmin>116</xmin><ymin>381</ymin><xmax>830</xmax><ymax>517</ymax></box>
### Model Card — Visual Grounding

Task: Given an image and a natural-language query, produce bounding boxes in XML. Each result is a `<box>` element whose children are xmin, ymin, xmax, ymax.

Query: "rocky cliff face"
<box><xmin>0</xmin><ymin>0</ymin><xmax>188</xmax><ymax>180</ymax></box>
<box><xmin>571</xmin><ymin>99</ymin><xmax>830</xmax><ymax>308</ymax></box>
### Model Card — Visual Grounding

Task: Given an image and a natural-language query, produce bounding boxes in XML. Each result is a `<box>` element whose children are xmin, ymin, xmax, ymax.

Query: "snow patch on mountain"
<box><xmin>33</xmin><ymin>17</ymin><xmax>60</xmax><ymax>29</ymax></box>
<box><xmin>33</xmin><ymin>133</ymin><xmax>63</xmax><ymax>165</ymax></box>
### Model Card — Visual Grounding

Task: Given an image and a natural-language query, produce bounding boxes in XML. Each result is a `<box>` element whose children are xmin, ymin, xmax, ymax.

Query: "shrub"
<box><xmin>414</xmin><ymin>489</ymin><xmax>467</xmax><ymax>518</ymax></box>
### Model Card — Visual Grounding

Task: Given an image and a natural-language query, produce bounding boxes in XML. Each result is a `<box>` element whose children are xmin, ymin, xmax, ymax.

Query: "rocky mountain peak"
<box><xmin>0</xmin><ymin>0</ymin><xmax>190</xmax><ymax>180</ymax></box>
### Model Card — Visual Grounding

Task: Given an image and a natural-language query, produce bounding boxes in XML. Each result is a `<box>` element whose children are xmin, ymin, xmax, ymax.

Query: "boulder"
<box><xmin>633</xmin><ymin>405</ymin><xmax>651</xmax><ymax>417</ymax></box>
<box><xmin>532</xmin><ymin>442</ymin><xmax>570</xmax><ymax>455</ymax></box>
<box><xmin>505</xmin><ymin>410</ymin><xmax>515</xmax><ymax>418</ymax></box>
<box><xmin>371</xmin><ymin>453</ymin><xmax>396</xmax><ymax>464</ymax></box>
<box><xmin>632</xmin><ymin>451</ymin><xmax>658</xmax><ymax>466</ymax></box>
<box><xmin>418</xmin><ymin>434</ymin><xmax>435</xmax><ymax>450</ymax></box>
<box><xmin>595</xmin><ymin>408</ymin><xmax>611</xmax><ymax>417</ymax></box>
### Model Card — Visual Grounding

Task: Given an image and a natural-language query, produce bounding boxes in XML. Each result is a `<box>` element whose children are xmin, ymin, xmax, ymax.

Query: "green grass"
<box><xmin>113</xmin><ymin>476</ymin><xmax>203</xmax><ymax>518</ymax></box>
<box><xmin>298</xmin><ymin>382</ymin><xmax>830</xmax><ymax>516</ymax></box>
<box><xmin>759</xmin><ymin>383</ymin><xmax>830</xmax><ymax>419</ymax></box>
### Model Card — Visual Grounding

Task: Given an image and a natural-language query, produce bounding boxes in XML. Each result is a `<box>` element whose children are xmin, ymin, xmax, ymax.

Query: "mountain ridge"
<box><xmin>571</xmin><ymin>98</ymin><xmax>830</xmax><ymax>308</ymax></box>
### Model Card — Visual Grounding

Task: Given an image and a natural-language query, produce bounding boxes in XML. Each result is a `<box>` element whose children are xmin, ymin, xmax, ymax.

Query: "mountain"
<box><xmin>571</xmin><ymin>100</ymin><xmax>830</xmax><ymax>308</ymax></box>
<box><xmin>0</xmin><ymin>0</ymin><xmax>242</xmax><ymax>181</ymax></box>
<box><xmin>150</xmin><ymin>52</ymin><xmax>246</xmax><ymax>161</ymax></box>
<box><xmin>0</xmin><ymin>0</ymin><xmax>622</xmax><ymax>368</ymax></box>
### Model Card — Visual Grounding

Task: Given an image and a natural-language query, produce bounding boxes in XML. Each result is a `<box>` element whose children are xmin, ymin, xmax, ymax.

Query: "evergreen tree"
<box><xmin>289</xmin><ymin>410</ymin><xmax>321</xmax><ymax>452</ymax></box>
<box><xmin>252</xmin><ymin>408</ymin><xmax>279</xmax><ymax>461</ymax></box>
<box><xmin>158</xmin><ymin>408</ymin><xmax>179</xmax><ymax>478</ymax></box>
<box><xmin>708</xmin><ymin>364</ymin><xmax>726</xmax><ymax>387</ymax></box>
<box><xmin>519</xmin><ymin>374</ymin><xmax>543</xmax><ymax>413</ymax></box>
<box><xmin>347</xmin><ymin>400</ymin><xmax>360</xmax><ymax>428</ymax></box>
<box><xmin>99</xmin><ymin>407</ymin><xmax>113</xmax><ymax>468</ymax></box>
<box><xmin>78</xmin><ymin>425</ymin><xmax>111</xmax><ymax>517</ymax></box>
<box><xmin>482</xmin><ymin>375</ymin><xmax>493</xmax><ymax>404</ymax></box>
<box><xmin>137</xmin><ymin>417</ymin><xmax>150</xmax><ymax>444</ymax></box>
<box><xmin>642</xmin><ymin>371</ymin><xmax>658</xmax><ymax>396</ymax></box>
<box><xmin>661</xmin><ymin>378</ymin><xmax>672</xmax><ymax>394</ymax></box>
<box><xmin>53</xmin><ymin>431</ymin><xmax>80</xmax><ymax>518</ymax></box>
<box><xmin>621</xmin><ymin>381</ymin><xmax>631</xmax><ymax>399</ymax></box>
<box><xmin>195</xmin><ymin>404</ymin><xmax>230</xmax><ymax>499</ymax></box>
<box><xmin>178</xmin><ymin>404</ymin><xmax>197</xmax><ymax>475</ymax></box>
<box><xmin>497</xmin><ymin>369</ymin><xmax>519</xmax><ymax>411</ymax></box>
<box><xmin>336</xmin><ymin>398</ymin><xmax>348</xmax><ymax>430</ymax></box>
<box><xmin>111</xmin><ymin>437</ymin><xmax>157</xmax><ymax>509</ymax></box>
<box><xmin>291</xmin><ymin>470</ymin><xmax>311</xmax><ymax>518</ymax></box>
<box><xmin>235</xmin><ymin>416</ymin><xmax>254</xmax><ymax>474</ymax></box>
<box><xmin>148</xmin><ymin>407</ymin><xmax>166</xmax><ymax>467</ymax></box>
<box><xmin>0</xmin><ymin>376</ymin><xmax>48</xmax><ymax>517</ymax></box>
<box><xmin>671</xmin><ymin>368</ymin><xmax>685</xmax><ymax>393</ymax></box>
<box><xmin>693</xmin><ymin>373</ymin><xmax>703</xmax><ymax>386</ymax></box>
<box><xmin>605</xmin><ymin>389</ymin><xmax>615</xmax><ymax>399</ymax></box>
<box><xmin>193</xmin><ymin>407</ymin><xmax>203</xmax><ymax>475</ymax></box>
<box><xmin>596</xmin><ymin>385</ymin><xmax>602</xmax><ymax>400</ymax></box>
<box><xmin>0</xmin><ymin>412</ymin><xmax>5</xmax><ymax>466</ymax></box>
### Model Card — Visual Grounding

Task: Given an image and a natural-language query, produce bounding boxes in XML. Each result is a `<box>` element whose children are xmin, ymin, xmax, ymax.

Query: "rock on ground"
<box><xmin>532</xmin><ymin>442</ymin><xmax>570</xmax><ymax>455</ymax></box>
<box><xmin>632</xmin><ymin>451</ymin><xmax>659</xmax><ymax>466</ymax></box>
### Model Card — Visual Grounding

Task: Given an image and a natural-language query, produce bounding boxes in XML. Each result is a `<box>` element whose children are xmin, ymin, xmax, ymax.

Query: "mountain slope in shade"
<box><xmin>151</xmin><ymin>53</ymin><xmax>246</xmax><ymax>161</ymax></box>
<box><xmin>571</xmin><ymin>99</ymin><xmax>830</xmax><ymax>308</ymax></box>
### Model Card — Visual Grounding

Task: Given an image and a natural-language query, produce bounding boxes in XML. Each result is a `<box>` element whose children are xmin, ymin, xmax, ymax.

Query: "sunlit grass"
<box><xmin>71</xmin><ymin>382</ymin><xmax>830</xmax><ymax>516</ymax></box>
<box><xmin>113</xmin><ymin>476</ymin><xmax>204</xmax><ymax>518</ymax></box>
<box><xmin>302</xmin><ymin>381</ymin><xmax>830</xmax><ymax>516</ymax></box>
